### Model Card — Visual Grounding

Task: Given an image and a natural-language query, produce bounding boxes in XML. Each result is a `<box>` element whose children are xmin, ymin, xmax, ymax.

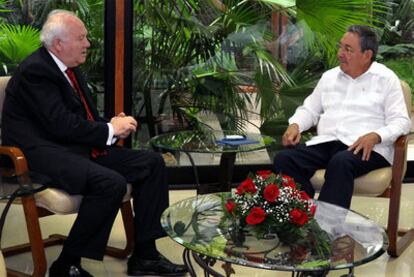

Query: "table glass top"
<box><xmin>150</xmin><ymin>130</ymin><xmax>276</xmax><ymax>154</ymax></box>
<box><xmin>161</xmin><ymin>193</ymin><xmax>387</xmax><ymax>272</ymax></box>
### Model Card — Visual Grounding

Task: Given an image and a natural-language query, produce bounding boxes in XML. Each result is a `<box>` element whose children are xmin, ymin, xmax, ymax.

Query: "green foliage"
<box><xmin>378</xmin><ymin>43</ymin><xmax>414</xmax><ymax>59</ymax></box>
<box><xmin>0</xmin><ymin>23</ymin><xmax>40</xmax><ymax>74</ymax></box>
<box><xmin>383</xmin><ymin>56</ymin><xmax>414</xmax><ymax>103</ymax></box>
<box><xmin>133</xmin><ymin>0</ymin><xmax>285</xmax><ymax>131</ymax></box>
<box><xmin>378</xmin><ymin>0</ymin><xmax>414</xmax><ymax>45</ymax></box>
<box><xmin>133</xmin><ymin>0</ymin><xmax>384</xmax><ymax>137</ymax></box>
<box><xmin>266</xmin><ymin>0</ymin><xmax>389</xmax><ymax>67</ymax></box>
<box><xmin>0</xmin><ymin>0</ymin><xmax>11</xmax><ymax>21</ymax></box>
<box><xmin>0</xmin><ymin>0</ymin><xmax>104</xmax><ymax>96</ymax></box>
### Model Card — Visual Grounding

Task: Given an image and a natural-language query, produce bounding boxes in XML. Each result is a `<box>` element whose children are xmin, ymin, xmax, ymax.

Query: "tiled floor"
<box><xmin>3</xmin><ymin>185</ymin><xmax>414</xmax><ymax>277</ymax></box>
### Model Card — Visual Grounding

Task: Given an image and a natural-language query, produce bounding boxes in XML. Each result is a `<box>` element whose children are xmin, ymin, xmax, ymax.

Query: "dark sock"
<box><xmin>54</xmin><ymin>251</ymin><xmax>81</xmax><ymax>267</ymax></box>
<box><xmin>133</xmin><ymin>240</ymin><xmax>159</xmax><ymax>260</ymax></box>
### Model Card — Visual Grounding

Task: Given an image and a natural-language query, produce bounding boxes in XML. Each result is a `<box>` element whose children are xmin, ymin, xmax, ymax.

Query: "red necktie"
<box><xmin>66</xmin><ymin>68</ymin><xmax>94</xmax><ymax>121</ymax></box>
<box><xmin>65</xmin><ymin>68</ymin><xmax>107</xmax><ymax>158</ymax></box>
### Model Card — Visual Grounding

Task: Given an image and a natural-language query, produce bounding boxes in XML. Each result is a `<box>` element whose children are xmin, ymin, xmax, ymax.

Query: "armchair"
<box><xmin>0</xmin><ymin>76</ymin><xmax>134</xmax><ymax>277</ymax></box>
<box><xmin>310</xmin><ymin>80</ymin><xmax>413</xmax><ymax>257</ymax></box>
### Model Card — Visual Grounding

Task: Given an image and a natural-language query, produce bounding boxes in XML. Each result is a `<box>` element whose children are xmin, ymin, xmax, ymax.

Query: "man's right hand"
<box><xmin>110</xmin><ymin>114</ymin><xmax>138</xmax><ymax>139</ymax></box>
<box><xmin>282</xmin><ymin>123</ymin><xmax>301</xmax><ymax>146</ymax></box>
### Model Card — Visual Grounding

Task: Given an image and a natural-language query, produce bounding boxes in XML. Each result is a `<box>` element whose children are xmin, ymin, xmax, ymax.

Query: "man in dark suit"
<box><xmin>1</xmin><ymin>9</ymin><xmax>187</xmax><ymax>277</ymax></box>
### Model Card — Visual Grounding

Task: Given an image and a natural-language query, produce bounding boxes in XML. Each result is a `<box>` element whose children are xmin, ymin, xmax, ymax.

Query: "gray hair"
<box><xmin>40</xmin><ymin>10</ymin><xmax>79</xmax><ymax>47</ymax></box>
<box><xmin>347</xmin><ymin>25</ymin><xmax>378</xmax><ymax>62</ymax></box>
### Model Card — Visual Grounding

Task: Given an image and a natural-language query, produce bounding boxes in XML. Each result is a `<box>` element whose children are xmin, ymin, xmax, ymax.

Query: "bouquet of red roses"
<box><xmin>223</xmin><ymin>170</ymin><xmax>317</xmax><ymax>238</ymax></box>
<box><xmin>222</xmin><ymin>171</ymin><xmax>332</xmax><ymax>259</ymax></box>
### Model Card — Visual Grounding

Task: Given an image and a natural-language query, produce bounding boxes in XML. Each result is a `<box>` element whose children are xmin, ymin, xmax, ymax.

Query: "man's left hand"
<box><xmin>348</xmin><ymin>132</ymin><xmax>381</xmax><ymax>161</ymax></box>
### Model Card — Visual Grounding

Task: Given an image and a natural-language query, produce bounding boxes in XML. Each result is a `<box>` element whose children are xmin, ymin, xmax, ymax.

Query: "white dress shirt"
<box><xmin>289</xmin><ymin>62</ymin><xmax>411</xmax><ymax>164</ymax></box>
<box><xmin>48</xmin><ymin>51</ymin><xmax>115</xmax><ymax>145</ymax></box>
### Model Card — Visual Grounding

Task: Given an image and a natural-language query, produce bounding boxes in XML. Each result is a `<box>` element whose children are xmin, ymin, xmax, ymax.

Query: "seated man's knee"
<box><xmin>330</xmin><ymin>150</ymin><xmax>355</xmax><ymax>163</ymax></box>
<box><xmin>102</xmin><ymin>172</ymin><xmax>128</xmax><ymax>198</ymax></box>
<box><xmin>273</xmin><ymin>150</ymin><xmax>293</xmax><ymax>171</ymax></box>
<box><xmin>327</xmin><ymin>151</ymin><xmax>357</xmax><ymax>171</ymax></box>
<box><xmin>149</xmin><ymin>151</ymin><xmax>166</xmax><ymax>168</ymax></box>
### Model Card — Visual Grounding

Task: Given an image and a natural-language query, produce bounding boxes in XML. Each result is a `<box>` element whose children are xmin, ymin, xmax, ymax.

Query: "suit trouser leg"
<box><xmin>95</xmin><ymin>147</ymin><xmax>168</xmax><ymax>243</ymax></box>
<box><xmin>273</xmin><ymin>143</ymin><xmax>336</xmax><ymax>198</ymax></box>
<box><xmin>319</xmin><ymin>150</ymin><xmax>389</xmax><ymax>208</ymax></box>
<box><xmin>274</xmin><ymin>141</ymin><xmax>390</xmax><ymax>209</ymax></box>
<box><xmin>63</xmin><ymin>161</ymin><xmax>127</xmax><ymax>260</ymax></box>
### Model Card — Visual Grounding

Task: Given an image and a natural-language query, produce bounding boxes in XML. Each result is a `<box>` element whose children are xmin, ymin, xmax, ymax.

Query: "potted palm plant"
<box><xmin>131</xmin><ymin>0</ymin><xmax>388</xmax><ymax>144</ymax></box>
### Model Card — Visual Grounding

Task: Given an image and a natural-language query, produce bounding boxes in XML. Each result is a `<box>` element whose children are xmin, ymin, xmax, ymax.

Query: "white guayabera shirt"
<box><xmin>289</xmin><ymin>62</ymin><xmax>411</xmax><ymax>164</ymax></box>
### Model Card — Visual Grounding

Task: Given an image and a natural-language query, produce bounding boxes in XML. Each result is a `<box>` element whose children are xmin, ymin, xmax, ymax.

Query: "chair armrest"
<box><xmin>394</xmin><ymin>134</ymin><xmax>408</xmax><ymax>155</ymax></box>
<box><xmin>0</xmin><ymin>146</ymin><xmax>29</xmax><ymax>176</ymax></box>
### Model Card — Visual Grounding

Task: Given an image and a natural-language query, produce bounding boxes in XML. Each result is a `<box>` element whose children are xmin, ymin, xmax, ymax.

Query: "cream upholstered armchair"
<box><xmin>0</xmin><ymin>76</ymin><xmax>134</xmax><ymax>277</ymax></box>
<box><xmin>0</xmin><ymin>251</ymin><xmax>5</xmax><ymax>277</ymax></box>
<box><xmin>310</xmin><ymin>80</ymin><xmax>413</xmax><ymax>257</ymax></box>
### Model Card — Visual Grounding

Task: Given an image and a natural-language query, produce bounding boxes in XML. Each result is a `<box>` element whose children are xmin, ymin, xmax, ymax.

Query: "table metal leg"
<box><xmin>185</xmin><ymin>151</ymin><xmax>237</xmax><ymax>194</ymax></box>
<box><xmin>218</xmin><ymin>152</ymin><xmax>236</xmax><ymax>192</ymax></box>
<box><xmin>184</xmin><ymin>152</ymin><xmax>200</xmax><ymax>188</ymax></box>
<box><xmin>340</xmin><ymin>267</ymin><xmax>355</xmax><ymax>277</ymax></box>
<box><xmin>191</xmin><ymin>251</ymin><xmax>234</xmax><ymax>277</ymax></box>
<box><xmin>183</xmin><ymin>248</ymin><xmax>197</xmax><ymax>277</ymax></box>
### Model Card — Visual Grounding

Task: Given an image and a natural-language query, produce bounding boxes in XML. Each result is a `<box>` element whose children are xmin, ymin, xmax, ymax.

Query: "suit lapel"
<box><xmin>39</xmin><ymin>47</ymin><xmax>100</xmax><ymax>120</ymax></box>
<box><xmin>39</xmin><ymin>47</ymin><xmax>83</xmax><ymax>105</ymax></box>
<box><xmin>72</xmin><ymin>68</ymin><xmax>100</xmax><ymax>120</ymax></box>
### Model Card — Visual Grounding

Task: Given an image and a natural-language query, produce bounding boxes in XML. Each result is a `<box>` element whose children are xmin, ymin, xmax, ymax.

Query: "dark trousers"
<box><xmin>62</xmin><ymin>146</ymin><xmax>168</xmax><ymax>260</ymax></box>
<box><xmin>273</xmin><ymin>141</ymin><xmax>389</xmax><ymax>209</ymax></box>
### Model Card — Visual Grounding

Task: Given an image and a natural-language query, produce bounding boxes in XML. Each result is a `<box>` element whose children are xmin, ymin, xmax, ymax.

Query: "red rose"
<box><xmin>289</xmin><ymin>208</ymin><xmax>309</xmax><ymax>226</ymax></box>
<box><xmin>236</xmin><ymin>178</ymin><xmax>257</xmax><ymax>195</ymax></box>
<box><xmin>256</xmin><ymin>170</ymin><xmax>272</xmax><ymax>179</ymax></box>
<box><xmin>310</xmin><ymin>204</ymin><xmax>317</xmax><ymax>216</ymax></box>
<box><xmin>300</xmin><ymin>191</ymin><xmax>310</xmax><ymax>200</ymax></box>
<box><xmin>282</xmin><ymin>175</ymin><xmax>296</xmax><ymax>189</ymax></box>
<box><xmin>246</xmin><ymin>207</ymin><xmax>266</xmax><ymax>225</ymax></box>
<box><xmin>225</xmin><ymin>200</ymin><xmax>236</xmax><ymax>214</ymax></box>
<box><xmin>263</xmin><ymin>184</ymin><xmax>280</xmax><ymax>203</ymax></box>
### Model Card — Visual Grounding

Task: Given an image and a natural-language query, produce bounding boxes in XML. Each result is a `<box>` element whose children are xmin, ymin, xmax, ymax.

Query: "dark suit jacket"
<box><xmin>2</xmin><ymin>47</ymin><xmax>110</xmax><ymax>193</ymax></box>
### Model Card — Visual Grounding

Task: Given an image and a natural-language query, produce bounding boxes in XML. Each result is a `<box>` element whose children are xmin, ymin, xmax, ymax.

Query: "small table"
<box><xmin>161</xmin><ymin>193</ymin><xmax>388</xmax><ymax>277</ymax></box>
<box><xmin>150</xmin><ymin>130</ymin><xmax>275</xmax><ymax>193</ymax></box>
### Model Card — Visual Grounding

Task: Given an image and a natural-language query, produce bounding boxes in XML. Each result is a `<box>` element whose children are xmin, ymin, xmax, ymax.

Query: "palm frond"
<box><xmin>294</xmin><ymin>0</ymin><xmax>389</xmax><ymax>65</ymax></box>
<box><xmin>0</xmin><ymin>23</ymin><xmax>40</xmax><ymax>63</ymax></box>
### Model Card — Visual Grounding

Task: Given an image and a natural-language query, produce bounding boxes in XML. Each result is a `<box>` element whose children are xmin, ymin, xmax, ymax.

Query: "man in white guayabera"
<box><xmin>274</xmin><ymin>25</ymin><xmax>411</xmax><ymax>209</ymax></box>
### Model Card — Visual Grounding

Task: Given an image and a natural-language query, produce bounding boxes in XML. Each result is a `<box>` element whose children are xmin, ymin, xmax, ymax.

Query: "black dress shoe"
<box><xmin>127</xmin><ymin>254</ymin><xmax>188</xmax><ymax>276</ymax></box>
<box><xmin>49</xmin><ymin>261</ymin><xmax>94</xmax><ymax>277</ymax></box>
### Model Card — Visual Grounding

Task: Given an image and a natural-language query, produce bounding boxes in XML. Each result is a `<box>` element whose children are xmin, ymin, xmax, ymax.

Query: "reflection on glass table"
<box><xmin>161</xmin><ymin>193</ymin><xmax>388</xmax><ymax>277</ymax></box>
<box><xmin>150</xmin><ymin>130</ymin><xmax>276</xmax><ymax>193</ymax></box>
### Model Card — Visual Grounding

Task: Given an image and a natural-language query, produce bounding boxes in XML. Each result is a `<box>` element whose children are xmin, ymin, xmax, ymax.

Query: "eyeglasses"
<box><xmin>337</xmin><ymin>42</ymin><xmax>355</xmax><ymax>55</ymax></box>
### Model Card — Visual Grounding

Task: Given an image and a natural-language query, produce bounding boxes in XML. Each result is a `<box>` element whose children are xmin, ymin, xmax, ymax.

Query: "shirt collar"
<box><xmin>48</xmin><ymin>50</ymin><xmax>68</xmax><ymax>73</ymax></box>
<box><xmin>339</xmin><ymin>61</ymin><xmax>379</xmax><ymax>80</ymax></box>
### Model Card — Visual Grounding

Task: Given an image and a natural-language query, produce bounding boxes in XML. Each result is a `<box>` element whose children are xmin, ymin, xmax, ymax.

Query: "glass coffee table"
<box><xmin>161</xmin><ymin>193</ymin><xmax>388</xmax><ymax>277</ymax></box>
<box><xmin>150</xmin><ymin>130</ymin><xmax>275</xmax><ymax>193</ymax></box>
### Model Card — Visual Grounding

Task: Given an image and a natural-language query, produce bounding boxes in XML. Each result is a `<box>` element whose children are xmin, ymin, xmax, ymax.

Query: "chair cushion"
<box><xmin>310</xmin><ymin>167</ymin><xmax>392</xmax><ymax>197</ymax></box>
<box><xmin>35</xmin><ymin>183</ymin><xmax>133</xmax><ymax>215</ymax></box>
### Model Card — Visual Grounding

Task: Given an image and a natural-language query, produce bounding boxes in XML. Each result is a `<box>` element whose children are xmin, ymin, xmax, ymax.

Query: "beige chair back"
<box><xmin>0</xmin><ymin>76</ymin><xmax>11</xmax><ymax>122</ymax></box>
<box><xmin>400</xmin><ymin>80</ymin><xmax>411</xmax><ymax>183</ymax></box>
<box><xmin>0</xmin><ymin>251</ymin><xmax>5</xmax><ymax>277</ymax></box>
<box><xmin>401</xmin><ymin>80</ymin><xmax>412</xmax><ymax>115</ymax></box>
